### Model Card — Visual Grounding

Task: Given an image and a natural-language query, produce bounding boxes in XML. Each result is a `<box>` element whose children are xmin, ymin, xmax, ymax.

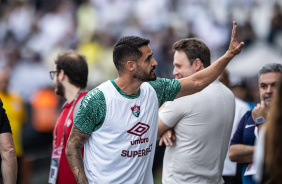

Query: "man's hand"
<box><xmin>159</xmin><ymin>129</ymin><xmax>176</xmax><ymax>147</ymax></box>
<box><xmin>227</xmin><ymin>21</ymin><xmax>245</xmax><ymax>57</ymax></box>
<box><xmin>252</xmin><ymin>100</ymin><xmax>267</xmax><ymax>126</ymax></box>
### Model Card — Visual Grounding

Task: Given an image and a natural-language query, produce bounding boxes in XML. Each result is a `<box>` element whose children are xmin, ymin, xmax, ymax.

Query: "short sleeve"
<box><xmin>73</xmin><ymin>88</ymin><xmax>106</xmax><ymax>134</ymax></box>
<box><xmin>230</xmin><ymin>111</ymin><xmax>249</xmax><ymax>146</ymax></box>
<box><xmin>159</xmin><ymin>98</ymin><xmax>187</xmax><ymax>127</ymax></box>
<box><xmin>148</xmin><ymin>78</ymin><xmax>181</xmax><ymax>107</ymax></box>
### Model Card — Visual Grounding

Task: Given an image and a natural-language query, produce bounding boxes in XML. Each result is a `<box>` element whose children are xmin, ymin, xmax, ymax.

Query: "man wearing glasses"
<box><xmin>48</xmin><ymin>50</ymin><xmax>88</xmax><ymax>184</ymax></box>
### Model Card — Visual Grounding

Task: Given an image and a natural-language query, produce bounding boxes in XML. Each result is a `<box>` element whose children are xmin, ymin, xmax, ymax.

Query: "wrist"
<box><xmin>255</xmin><ymin>117</ymin><xmax>265</xmax><ymax>126</ymax></box>
<box><xmin>225</xmin><ymin>50</ymin><xmax>236</xmax><ymax>58</ymax></box>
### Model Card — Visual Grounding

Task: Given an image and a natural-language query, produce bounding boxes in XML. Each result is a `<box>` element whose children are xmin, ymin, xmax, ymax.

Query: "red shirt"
<box><xmin>53</xmin><ymin>91</ymin><xmax>87</xmax><ymax>184</ymax></box>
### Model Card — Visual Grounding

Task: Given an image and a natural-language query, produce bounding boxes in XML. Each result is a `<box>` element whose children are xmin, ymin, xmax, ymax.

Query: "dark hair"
<box><xmin>173</xmin><ymin>38</ymin><xmax>211</xmax><ymax>68</ymax></box>
<box><xmin>55</xmin><ymin>50</ymin><xmax>88</xmax><ymax>89</ymax></box>
<box><xmin>259</xmin><ymin>63</ymin><xmax>282</xmax><ymax>79</ymax></box>
<box><xmin>113</xmin><ymin>36</ymin><xmax>150</xmax><ymax>72</ymax></box>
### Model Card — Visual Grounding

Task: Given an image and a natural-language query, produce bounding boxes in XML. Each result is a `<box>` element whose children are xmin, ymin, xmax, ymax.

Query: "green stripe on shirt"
<box><xmin>73</xmin><ymin>78</ymin><xmax>181</xmax><ymax>134</ymax></box>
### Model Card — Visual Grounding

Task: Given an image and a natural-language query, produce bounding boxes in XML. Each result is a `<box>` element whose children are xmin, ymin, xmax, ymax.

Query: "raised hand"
<box><xmin>252</xmin><ymin>100</ymin><xmax>267</xmax><ymax>125</ymax></box>
<box><xmin>228</xmin><ymin>21</ymin><xmax>245</xmax><ymax>56</ymax></box>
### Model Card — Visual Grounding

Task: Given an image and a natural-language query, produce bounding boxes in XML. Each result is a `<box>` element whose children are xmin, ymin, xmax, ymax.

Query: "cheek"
<box><xmin>183</xmin><ymin>69</ymin><xmax>193</xmax><ymax>77</ymax></box>
<box><xmin>260</xmin><ymin>89</ymin><xmax>265</xmax><ymax>98</ymax></box>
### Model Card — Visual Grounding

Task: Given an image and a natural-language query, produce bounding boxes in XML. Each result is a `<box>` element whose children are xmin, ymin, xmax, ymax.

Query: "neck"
<box><xmin>64</xmin><ymin>85</ymin><xmax>82</xmax><ymax>103</ymax></box>
<box><xmin>114</xmin><ymin>74</ymin><xmax>143</xmax><ymax>95</ymax></box>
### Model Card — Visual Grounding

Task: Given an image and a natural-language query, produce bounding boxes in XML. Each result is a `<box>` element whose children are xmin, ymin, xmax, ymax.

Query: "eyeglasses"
<box><xmin>49</xmin><ymin>71</ymin><xmax>58</xmax><ymax>80</ymax></box>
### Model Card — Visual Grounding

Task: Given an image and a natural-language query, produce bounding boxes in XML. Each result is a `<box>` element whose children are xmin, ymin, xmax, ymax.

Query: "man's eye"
<box><xmin>260</xmin><ymin>85</ymin><xmax>266</xmax><ymax>89</ymax></box>
<box><xmin>271</xmin><ymin>83</ymin><xmax>278</xmax><ymax>87</ymax></box>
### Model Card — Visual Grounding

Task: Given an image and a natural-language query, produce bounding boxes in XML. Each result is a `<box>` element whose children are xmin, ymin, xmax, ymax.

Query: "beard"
<box><xmin>263</xmin><ymin>93</ymin><xmax>273</xmax><ymax>107</ymax></box>
<box><xmin>134</xmin><ymin>66</ymin><xmax>157</xmax><ymax>82</ymax></box>
<box><xmin>55</xmin><ymin>79</ymin><xmax>65</xmax><ymax>97</ymax></box>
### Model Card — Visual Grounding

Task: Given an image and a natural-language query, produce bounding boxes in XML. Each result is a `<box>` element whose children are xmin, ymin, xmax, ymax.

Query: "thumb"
<box><xmin>261</xmin><ymin>100</ymin><xmax>265</xmax><ymax>107</ymax></box>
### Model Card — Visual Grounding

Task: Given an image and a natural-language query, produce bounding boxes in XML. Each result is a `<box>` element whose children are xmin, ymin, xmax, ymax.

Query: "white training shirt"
<box><xmin>84</xmin><ymin>81</ymin><xmax>158</xmax><ymax>184</ymax></box>
<box><xmin>159</xmin><ymin>79</ymin><xmax>235</xmax><ymax>184</ymax></box>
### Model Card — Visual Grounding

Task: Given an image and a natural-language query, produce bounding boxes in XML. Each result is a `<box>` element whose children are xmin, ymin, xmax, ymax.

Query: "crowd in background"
<box><xmin>0</xmin><ymin>0</ymin><xmax>282</xmax><ymax>183</ymax></box>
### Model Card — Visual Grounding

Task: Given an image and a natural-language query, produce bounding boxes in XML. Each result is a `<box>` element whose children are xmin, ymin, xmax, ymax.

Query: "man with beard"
<box><xmin>66</xmin><ymin>22</ymin><xmax>244</xmax><ymax>184</ymax></box>
<box><xmin>229</xmin><ymin>63</ymin><xmax>282</xmax><ymax>184</ymax></box>
<box><xmin>48</xmin><ymin>50</ymin><xmax>88</xmax><ymax>184</ymax></box>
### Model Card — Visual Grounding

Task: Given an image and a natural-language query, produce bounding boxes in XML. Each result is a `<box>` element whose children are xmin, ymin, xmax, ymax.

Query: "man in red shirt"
<box><xmin>48</xmin><ymin>50</ymin><xmax>88</xmax><ymax>184</ymax></box>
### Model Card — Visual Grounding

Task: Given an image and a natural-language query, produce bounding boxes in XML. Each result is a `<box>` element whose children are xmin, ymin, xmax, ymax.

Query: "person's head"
<box><xmin>258</xmin><ymin>63</ymin><xmax>282</xmax><ymax>107</ymax></box>
<box><xmin>113</xmin><ymin>36</ymin><xmax>157</xmax><ymax>81</ymax></box>
<box><xmin>50</xmin><ymin>50</ymin><xmax>88</xmax><ymax>97</ymax></box>
<box><xmin>172</xmin><ymin>38</ymin><xmax>211</xmax><ymax>79</ymax></box>
<box><xmin>0</xmin><ymin>67</ymin><xmax>11</xmax><ymax>93</ymax></box>
<box><xmin>219</xmin><ymin>69</ymin><xmax>230</xmax><ymax>87</ymax></box>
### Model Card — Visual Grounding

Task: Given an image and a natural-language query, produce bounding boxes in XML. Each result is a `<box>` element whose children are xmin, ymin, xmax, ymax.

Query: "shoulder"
<box><xmin>147</xmin><ymin>77</ymin><xmax>180</xmax><ymax>86</ymax></box>
<box><xmin>147</xmin><ymin>77</ymin><xmax>180</xmax><ymax>93</ymax></box>
<box><xmin>242</xmin><ymin>110</ymin><xmax>253</xmax><ymax>123</ymax></box>
<box><xmin>81</xmin><ymin>87</ymin><xmax>105</xmax><ymax>108</ymax></box>
<box><xmin>235</xmin><ymin>97</ymin><xmax>250</xmax><ymax>108</ymax></box>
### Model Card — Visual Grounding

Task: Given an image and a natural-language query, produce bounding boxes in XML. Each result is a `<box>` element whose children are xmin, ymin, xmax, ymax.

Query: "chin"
<box><xmin>265</xmin><ymin>101</ymin><xmax>271</xmax><ymax>107</ymax></box>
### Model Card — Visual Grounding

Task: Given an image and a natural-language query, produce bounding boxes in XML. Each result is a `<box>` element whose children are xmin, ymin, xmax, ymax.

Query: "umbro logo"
<box><xmin>127</xmin><ymin>122</ymin><xmax>150</xmax><ymax>136</ymax></box>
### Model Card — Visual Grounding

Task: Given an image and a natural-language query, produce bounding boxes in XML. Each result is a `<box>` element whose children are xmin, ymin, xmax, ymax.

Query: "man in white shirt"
<box><xmin>158</xmin><ymin>38</ymin><xmax>236</xmax><ymax>184</ymax></box>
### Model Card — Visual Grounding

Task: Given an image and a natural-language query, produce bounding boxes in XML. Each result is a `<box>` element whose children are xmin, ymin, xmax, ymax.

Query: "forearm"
<box><xmin>229</xmin><ymin>144</ymin><xmax>255</xmax><ymax>163</ymax></box>
<box><xmin>0</xmin><ymin>133</ymin><xmax>17</xmax><ymax>184</ymax></box>
<box><xmin>66</xmin><ymin>126</ymin><xmax>90</xmax><ymax>184</ymax></box>
<box><xmin>1</xmin><ymin>149</ymin><xmax>17</xmax><ymax>184</ymax></box>
<box><xmin>66</xmin><ymin>147</ymin><xmax>88</xmax><ymax>184</ymax></box>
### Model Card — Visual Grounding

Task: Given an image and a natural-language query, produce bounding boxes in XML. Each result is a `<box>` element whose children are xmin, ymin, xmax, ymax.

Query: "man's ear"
<box><xmin>58</xmin><ymin>69</ymin><xmax>65</xmax><ymax>81</ymax></box>
<box><xmin>193</xmin><ymin>58</ymin><xmax>203</xmax><ymax>72</ymax></box>
<box><xmin>126</xmin><ymin>60</ymin><xmax>136</xmax><ymax>72</ymax></box>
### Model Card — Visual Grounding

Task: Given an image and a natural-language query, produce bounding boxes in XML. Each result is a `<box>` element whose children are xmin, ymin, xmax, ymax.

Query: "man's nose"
<box><xmin>266</xmin><ymin>85</ymin><xmax>273</xmax><ymax>93</ymax></box>
<box><xmin>152</xmin><ymin>58</ymin><xmax>158</xmax><ymax>66</ymax></box>
<box><xmin>173</xmin><ymin>68</ymin><xmax>178</xmax><ymax>76</ymax></box>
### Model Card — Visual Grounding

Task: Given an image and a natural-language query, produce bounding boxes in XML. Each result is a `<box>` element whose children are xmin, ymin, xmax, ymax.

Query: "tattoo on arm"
<box><xmin>66</xmin><ymin>126</ymin><xmax>90</xmax><ymax>184</ymax></box>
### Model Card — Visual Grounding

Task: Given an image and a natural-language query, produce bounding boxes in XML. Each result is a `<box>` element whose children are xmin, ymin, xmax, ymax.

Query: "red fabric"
<box><xmin>53</xmin><ymin>91</ymin><xmax>87</xmax><ymax>184</ymax></box>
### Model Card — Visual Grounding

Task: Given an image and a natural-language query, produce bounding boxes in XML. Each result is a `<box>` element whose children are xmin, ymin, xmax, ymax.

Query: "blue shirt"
<box><xmin>230</xmin><ymin>110</ymin><xmax>257</xmax><ymax>184</ymax></box>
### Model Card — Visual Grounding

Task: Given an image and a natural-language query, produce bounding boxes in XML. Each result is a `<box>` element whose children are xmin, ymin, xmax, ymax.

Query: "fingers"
<box><xmin>159</xmin><ymin>130</ymin><xmax>175</xmax><ymax>147</ymax></box>
<box><xmin>172</xmin><ymin>134</ymin><xmax>176</xmax><ymax>141</ymax></box>
<box><xmin>261</xmin><ymin>100</ymin><xmax>265</xmax><ymax>108</ymax></box>
<box><xmin>238</xmin><ymin>42</ymin><xmax>245</xmax><ymax>49</ymax></box>
<box><xmin>232</xmin><ymin>21</ymin><xmax>237</xmax><ymax>42</ymax></box>
<box><xmin>229</xmin><ymin>21</ymin><xmax>244</xmax><ymax>56</ymax></box>
<box><xmin>159</xmin><ymin>138</ymin><xmax>164</xmax><ymax>146</ymax></box>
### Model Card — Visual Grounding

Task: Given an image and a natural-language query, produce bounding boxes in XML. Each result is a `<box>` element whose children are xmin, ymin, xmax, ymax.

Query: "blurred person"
<box><xmin>0</xmin><ymin>99</ymin><xmax>17</xmax><ymax>184</ymax></box>
<box><xmin>253</xmin><ymin>74</ymin><xmax>282</xmax><ymax>184</ymax></box>
<box><xmin>21</xmin><ymin>86</ymin><xmax>60</xmax><ymax>184</ymax></box>
<box><xmin>48</xmin><ymin>50</ymin><xmax>88</xmax><ymax>184</ymax></box>
<box><xmin>157</xmin><ymin>38</ymin><xmax>235</xmax><ymax>184</ymax></box>
<box><xmin>0</xmin><ymin>67</ymin><xmax>26</xmax><ymax>184</ymax></box>
<box><xmin>237</xmin><ymin>13</ymin><xmax>256</xmax><ymax>48</ymax></box>
<box><xmin>229</xmin><ymin>63</ymin><xmax>282</xmax><ymax>184</ymax></box>
<box><xmin>220</xmin><ymin>69</ymin><xmax>250</xmax><ymax>184</ymax></box>
<box><xmin>66</xmin><ymin>21</ymin><xmax>244</xmax><ymax>184</ymax></box>
<box><xmin>229</xmin><ymin>74</ymin><xmax>255</xmax><ymax>109</ymax></box>
<box><xmin>267</xmin><ymin>2</ymin><xmax>282</xmax><ymax>45</ymax></box>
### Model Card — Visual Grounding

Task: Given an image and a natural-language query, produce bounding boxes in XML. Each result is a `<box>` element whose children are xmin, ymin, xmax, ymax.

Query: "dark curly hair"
<box><xmin>113</xmin><ymin>36</ymin><xmax>150</xmax><ymax>72</ymax></box>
